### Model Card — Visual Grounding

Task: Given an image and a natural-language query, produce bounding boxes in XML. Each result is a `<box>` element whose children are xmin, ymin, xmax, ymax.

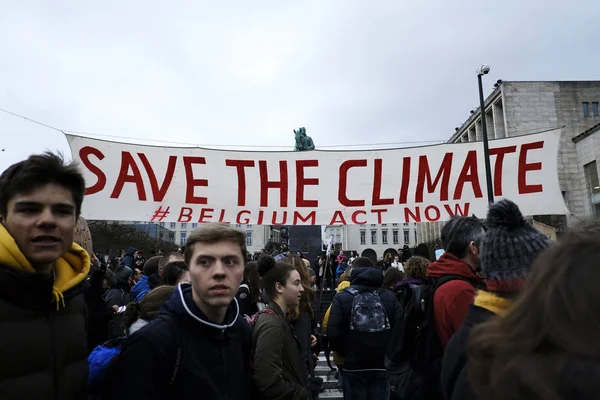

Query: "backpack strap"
<box><xmin>258</xmin><ymin>308</ymin><xmax>279</xmax><ymax>318</ymax></box>
<box><xmin>433</xmin><ymin>274</ymin><xmax>475</xmax><ymax>292</ymax></box>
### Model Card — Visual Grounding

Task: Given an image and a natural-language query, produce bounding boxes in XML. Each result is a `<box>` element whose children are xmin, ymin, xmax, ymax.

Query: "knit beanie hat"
<box><xmin>480</xmin><ymin>199</ymin><xmax>551</xmax><ymax>294</ymax></box>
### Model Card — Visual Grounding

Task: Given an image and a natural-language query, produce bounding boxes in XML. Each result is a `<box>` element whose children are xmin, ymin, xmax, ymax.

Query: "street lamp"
<box><xmin>476</xmin><ymin>64</ymin><xmax>494</xmax><ymax>206</ymax></box>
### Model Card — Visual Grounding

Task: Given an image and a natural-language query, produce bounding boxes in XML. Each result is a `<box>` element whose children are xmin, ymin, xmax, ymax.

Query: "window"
<box><xmin>403</xmin><ymin>222</ymin><xmax>409</xmax><ymax>226</ymax></box>
<box><xmin>246</xmin><ymin>231</ymin><xmax>253</xmax><ymax>246</ymax></box>
<box><xmin>392</xmin><ymin>223</ymin><xmax>398</xmax><ymax>226</ymax></box>
<box><xmin>403</xmin><ymin>230</ymin><xmax>410</xmax><ymax>245</ymax></box>
<box><xmin>415</xmin><ymin>230</ymin><xmax>418</xmax><ymax>244</ymax></box>
<box><xmin>382</xmin><ymin>230</ymin><xmax>388</xmax><ymax>244</ymax></box>
<box><xmin>192</xmin><ymin>223</ymin><xmax>198</xmax><ymax>228</ymax></box>
<box><xmin>180</xmin><ymin>232</ymin><xmax>187</xmax><ymax>246</ymax></box>
<box><xmin>584</xmin><ymin>161</ymin><xmax>600</xmax><ymax>196</ymax></box>
<box><xmin>360</xmin><ymin>230</ymin><xmax>366</xmax><ymax>245</ymax></box>
<box><xmin>236</xmin><ymin>224</ymin><xmax>242</xmax><ymax>228</ymax></box>
<box><xmin>393</xmin><ymin>230</ymin><xmax>399</xmax><ymax>244</ymax></box>
<box><xmin>371</xmin><ymin>230</ymin><xmax>377</xmax><ymax>244</ymax></box>
<box><xmin>159</xmin><ymin>222</ymin><xmax>165</xmax><ymax>227</ymax></box>
<box><xmin>170</xmin><ymin>222</ymin><xmax>176</xmax><ymax>229</ymax></box>
<box><xmin>370</xmin><ymin>224</ymin><xmax>377</xmax><ymax>227</ymax></box>
<box><xmin>583</xmin><ymin>102</ymin><xmax>590</xmax><ymax>117</ymax></box>
<box><xmin>593</xmin><ymin>102</ymin><xmax>599</xmax><ymax>116</ymax></box>
<box><xmin>382</xmin><ymin>224</ymin><xmax>387</xmax><ymax>226</ymax></box>
<box><xmin>181</xmin><ymin>223</ymin><xmax>187</xmax><ymax>229</ymax></box>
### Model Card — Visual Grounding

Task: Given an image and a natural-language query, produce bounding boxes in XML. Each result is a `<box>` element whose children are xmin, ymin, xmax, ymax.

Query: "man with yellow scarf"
<box><xmin>440</xmin><ymin>199</ymin><xmax>551</xmax><ymax>400</ymax></box>
<box><xmin>0</xmin><ymin>152</ymin><xmax>90</xmax><ymax>400</ymax></box>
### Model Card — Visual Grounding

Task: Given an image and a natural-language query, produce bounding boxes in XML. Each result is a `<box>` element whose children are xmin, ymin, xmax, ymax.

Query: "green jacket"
<box><xmin>253</xmin><ymin>301</ymin><xmax>311</xmax><ymax>400</ymax></box>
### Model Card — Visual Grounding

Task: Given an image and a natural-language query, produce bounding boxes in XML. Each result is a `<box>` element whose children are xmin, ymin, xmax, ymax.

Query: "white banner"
<box><xmin>65</xmin><ymin>129</ymin><xmax>568</xmax><ymax>225</ymax></box>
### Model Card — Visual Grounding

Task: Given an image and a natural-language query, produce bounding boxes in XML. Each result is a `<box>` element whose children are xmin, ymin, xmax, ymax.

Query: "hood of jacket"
<box><xmin>0</xmin><ymin>224</ymin><xmax>90</xmax><ymax>308</ymax></box>
<box><xmin>336</xmin><ymin>280</ymin><xmax>351</xmax><ymax>291</ymax></box>
<box><xmin>426</xmin><ymin>252</ymin><xmax>480</xmax><ymax>281</ymax></box>
<box><xmin>125</xmin><ymin>247</ymin><xmax>137</xmax><ymax>257</ymax></box>
<box><xmin>162</xmin><ymin>282</ymin><xmax>240</xmax><ymax>331</ymax></box>
<box><xmin>349</xmin><ymin>266</ymin><xmax>383</xmax><ymax>287</ymax></box>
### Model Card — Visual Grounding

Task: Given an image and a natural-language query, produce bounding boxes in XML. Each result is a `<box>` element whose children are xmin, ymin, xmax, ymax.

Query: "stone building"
<box><xmin>125</xmin><ymin>221</ymin><xmax>273</xmax><ymax>254</ymax></box>
<box><xmin>323</xmin><ymin>223</ymin><xmax>418</xmax><ymax>261</ymax></box>
<box><xmin>418</xmin><ymin>80</ymin><xmax>600</xmax><ymax>244</ymax></box>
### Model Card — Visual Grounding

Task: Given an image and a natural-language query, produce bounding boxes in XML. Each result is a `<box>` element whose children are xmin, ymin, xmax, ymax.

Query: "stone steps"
<box><xmin>315</xmin><ymin>358</ymin><xmax>343</xmax><ymax>399</ymax></box>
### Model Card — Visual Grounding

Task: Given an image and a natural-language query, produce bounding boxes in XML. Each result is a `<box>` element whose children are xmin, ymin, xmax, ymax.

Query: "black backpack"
<box><xmin>385</xmin><ymin>275</ymin><xmax>473</xmax><ymax>400</ymax></box>
<box><xmin>345</xmin><ymin>287</ymin><xmax>392</xmax><ymax>366</ymax></box>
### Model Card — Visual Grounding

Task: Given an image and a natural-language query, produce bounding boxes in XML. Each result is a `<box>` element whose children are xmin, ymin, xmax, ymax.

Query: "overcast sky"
<box><xmin>1</xmin><ymin>0</ymin><xmax>599</xmax><ymax>173</ymax></box>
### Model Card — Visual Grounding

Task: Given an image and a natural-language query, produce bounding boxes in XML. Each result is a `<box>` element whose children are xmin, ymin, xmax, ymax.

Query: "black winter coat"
<box><xmin>0</xmin><ymin>265</ymin><xmax>88</xmax><ymax>400</ymax></box>
<box><xmin>292</xmin><ymin>310</ymin><xmax>315</xmax><ymax>381</ymax></box>
<box><xmin>441</xmin><ymin>304</ymin><xmax>495</xmax><ymax>400</ymax></box>
<box><xmin>327</xmin><ymin>266</ymin><xmax>402</xmax><ymax>371</ymax></box>
<box><xmin>110</xmin><ymin>283</ymin><xmax>253</xmax><ymax>400</ymax></box>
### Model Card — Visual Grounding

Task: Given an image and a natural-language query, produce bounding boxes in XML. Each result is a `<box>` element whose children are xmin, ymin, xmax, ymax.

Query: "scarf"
<box><xmin>0</xmin><ymin>224</ymin><xmax>90</xmax><ymax>309</ymax></box>
<box><xmin>473</xmin><ymin>290</ymin><xmax>513</xmax><ymax>316</ymax></box>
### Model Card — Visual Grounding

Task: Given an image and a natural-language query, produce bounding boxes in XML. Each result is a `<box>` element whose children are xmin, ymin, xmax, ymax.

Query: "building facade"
<box><xmin>324</xmin><ymin>223</ymin><xmax>418</xmax><ymax>260</ymax></box>
<box><xmin>126</xmin><ymin>221</ymin><xmax>272</xmax><ymax>254</ymax></box>
<box><xmin>418</xmin><ymin>80</ymin><xmax>600</xmax><ymax>244</ymax></box>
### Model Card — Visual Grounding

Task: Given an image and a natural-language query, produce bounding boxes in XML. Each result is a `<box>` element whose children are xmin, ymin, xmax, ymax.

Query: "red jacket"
<box><xmin>426</xmin><ymin>253</ymin><xmax>482</xmax><ymax>350</ymax></box>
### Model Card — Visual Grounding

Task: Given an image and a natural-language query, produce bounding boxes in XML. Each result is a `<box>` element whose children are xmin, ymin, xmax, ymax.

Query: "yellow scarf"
<box><xmin>0</xmin><ymin>224</ymin><xmax>90</xmax><ymax>309</ymax></box>
<box><xmin>473</xmin><ymin>290</ymin><xmax>513</xmax><ymax>316</ymax></box>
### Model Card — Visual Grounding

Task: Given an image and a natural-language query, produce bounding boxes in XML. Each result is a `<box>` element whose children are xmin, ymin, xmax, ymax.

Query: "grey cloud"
<box><xmin>1</xmin><ymin>0</ymin><xmax>599</xmax><ymax>171</ymax></box>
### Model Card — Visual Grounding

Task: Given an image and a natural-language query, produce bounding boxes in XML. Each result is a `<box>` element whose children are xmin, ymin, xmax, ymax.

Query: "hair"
<box><xmin>285</xmin><ymin>256</ymin><xmax>315</xmax><ymax>322</ymax></box>
<box><xmin>414</xmin><ymin>243</ymin><xmax>431</xmax><ymax>260</ymax></box>
<box><xmin>158</xmin><ymin>252</ymin><xmax>184</xmax><ymax>272</ymax></box>
<box><xmin>257</xmin><ymin>255</ymin><xmax>296</xmax><ymax>301</ymax></box>
<box><xmin>0</xmin><ymin>152</ymin><xmax>85</xmax><ymax>217</ymax></box>
<box><xmin>352</xmin><ymin>257</ymin><xmax>374</xmax><ymax>269</ymax></box>
<box><xmin>244</xmin><ymin>261</ymin><xmax>262</xmax><ymax>304</ymax></box>
<box><xmin>108</xmin><ymin>257</ymin><xmax>120</xmax><ymax>271</ymax></box>
<box><xmin>440</xmin><ymin>215</ymin><xmax>485</xmax><ymax>259</ymax></box>
<box><xmin>122</xmin><ymin>285</ymin><xmax>175</xmax><ymax>330</ymax></box>
<box><xmin>404</xmin><ymin>256</ymin><xmax>430</xmax><ymax>280</ymax></box>
<box><xmin>161</xmin><ymin>261</ymin><xmax>189</xmax><ymax>285</ymax></box>
<box><xmin>467</xmin><ymin>222</ymin><xmax>600</xmax><ymax>400</ymax></box>
<box><xmin>184</xmin><ymin>223</ymin><xmax>247</xmax><ymax>266</ymax></box>
<box><xmin>103</xmin><ymin>269</ymin><xmax>117</xmax><ymax>287</ymax></box>
<box><xmin>382</xmin><ymin>267</ymin><xmax>405</xmax><ymax>289</ymax></box>
<box><xmin>147</xmin><ymin>273</ymin><xmax>162</xmax><ymax>290</ymax></box>
<box><xmin>143</xmin><ymin>256</ymin><xmax>162</xmax><ymax>276</ymax></box>
<box><xmin>113</xmin><ymin>265</ymin><xmax>133</xmax><ymax>287</ymax></box>
<box><xmin>339</xmin><ymin>269</ymin><xmax>351</xmax><ymax>283</ymax></box>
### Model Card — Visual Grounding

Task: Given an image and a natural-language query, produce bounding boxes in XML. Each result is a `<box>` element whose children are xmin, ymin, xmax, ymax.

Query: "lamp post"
<box><xmin>477</xmin><ymin>65</ymin><xmax>495</xmax><ymax>206</ymax></box>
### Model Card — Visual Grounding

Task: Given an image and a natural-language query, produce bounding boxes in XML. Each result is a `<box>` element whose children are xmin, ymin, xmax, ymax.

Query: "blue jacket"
<box><xmin>110</xmin><ymin>283</ymin><xmax>253</xmax><ymax>400</ymax></box>
<box><xmin>131</xmin><ymin>275</ymin><xmax>150</xmax><ymax>303</ymax></box>
<box><xmin>120</xmin><ymin>247</ymin><xmax>137</xmax><ymax>269</ymax></box>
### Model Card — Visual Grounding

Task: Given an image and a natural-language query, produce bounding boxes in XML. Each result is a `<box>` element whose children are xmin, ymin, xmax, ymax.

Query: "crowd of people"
<box><xmin>1</xmin><ymin>151</ymin><xmax>599</xmax><ymax>400</ymax></box>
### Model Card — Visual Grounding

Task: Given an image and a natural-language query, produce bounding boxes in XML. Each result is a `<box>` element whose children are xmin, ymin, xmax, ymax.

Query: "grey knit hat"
<box><xmin>480</xmin><ymin>199</ymin><xmax>551</xmax><ymax>294</ymax></box>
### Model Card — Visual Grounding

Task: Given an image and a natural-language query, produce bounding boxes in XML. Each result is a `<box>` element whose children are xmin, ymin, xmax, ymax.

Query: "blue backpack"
<box><xmin>88</xmin><ymin>337</ymin><xmax>126</xmax><ymax>391</ymax></box>
<box><xmin>88</xmin><ymin>315</ymin><xmax>184</xmax><ymax>397</ymax></box>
